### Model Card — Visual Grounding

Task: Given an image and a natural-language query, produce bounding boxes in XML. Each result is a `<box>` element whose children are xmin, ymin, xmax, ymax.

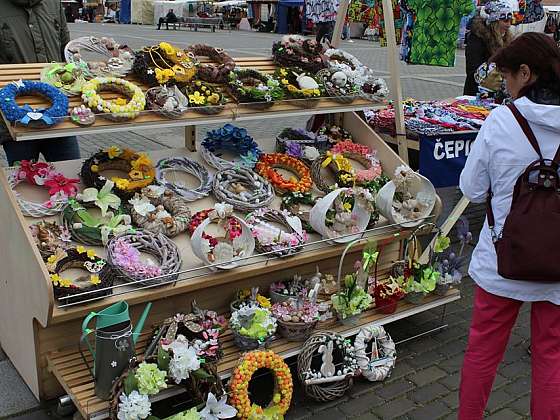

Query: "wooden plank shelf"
<box><xmin>47</xmin><ymin>289</ymin><xmax>460</xmax><ymax>420</ymax></box>
<box><xmin>0</xmin><ymin>59</ymin><xmax>386</xmax><ymax>142</ymax></box>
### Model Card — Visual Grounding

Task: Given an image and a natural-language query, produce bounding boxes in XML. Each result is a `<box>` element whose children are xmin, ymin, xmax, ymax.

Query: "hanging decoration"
<box><xmin>354</xmin><ymin>325</ymin><xmax>396</xmax><ymax>381</ymax></box>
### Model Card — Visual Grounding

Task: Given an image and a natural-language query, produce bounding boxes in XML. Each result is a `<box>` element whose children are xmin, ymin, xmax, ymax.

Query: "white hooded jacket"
<box><xmin>460</xmin><ymin>96</ymin><xmax>560</xmax><ymax>304</ymax></box>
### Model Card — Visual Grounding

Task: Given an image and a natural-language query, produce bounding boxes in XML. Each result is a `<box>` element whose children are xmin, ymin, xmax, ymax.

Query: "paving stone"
<box><xmin>406</xmin><ymin>351</ymin><xmax>445</xmax><ymax>370</ymax></box>
<box><xmin>406</xmin><ymin>400</ymin><xmax>450</xmax><ymax>420</ymax></box>
<box><xmin>372</xmin><ymin>397</ymin><xmax>417</xmax><ymax>419</ymax></box>
<box><xmin>438</xmin><ymin>372</ymin><xmax>460</xmax><ymax>391</ymax></box>
<box><xmin>286</xmin><ymin>404</ymin><xmax>312</xmax><ymax>420</ymax></box>
<box><xmin>487</xmin><ymin>408</ymin><xmax>523</xmax><ymax>419</ymax></box>
<box><xmin>509</xmin><ymin>393</ymin><xmax>530</xmax><ymax>416</ymax></box>
<box><xmin>499</xmin><ymin>360</ymin><xmax>531</xmax><ymax>379</ymax></box>
<box><xmin>407</xmin><ymin>366</ymin><xmax>447</xmax><ymax>387</ymax></box>
<box><xmin>9</xmin><ymin>410</ymin><xmax>52</xmax><ymax>420</ymax></box>
<box><xmin>352</xmin><ymin>413</ymin><xmax>381</xmax><ymax>420</ymax></box>
<box><xmin>492</xmin><ymin>374</ymin><xmax>508</xmax><ymax>390</ymax></box>
<box><xmin>409</xmin><ymin>382</ymin><xmax>449</xmax><ymax>404</ymax></box>
<box><xmin>309</xmin><ymin>396</ymin><xmax>350</xmax><ymax>413</ymax></box>
<box><xmin>439</xmin><ymin>354</ymin><xmax>465</xmax><ymax>374</ymax></box>
<box><xmin>0</xmin><ymin>360</ymin><xmax>40</xmax><ymax>417</ymax></box>
<box><xmin>386</xmin><ymin>360</ymin><xmax>415</xmax><ymax>383</ymax></box>
<box><xmin>375</xmin><ymin>379</ymin><xmax>415</xmax><ymax>401</ymax></box>
<box><xmin>0</xmin><ymin>345</ymin><xmax>6</xmax><ymax>361</ymax></box>
<box><xmin>502</xmin><ymin>377</ymin><xmax>530</xmax><ymax>396</ymax></box>
<box><xmin>436</xmin><ymin>339</ymin><xmax>466</xmax><ymax>357</ymax></box>
<box><xmin>503</xmin><ymin>345</ymin><xmax>531</xmax><ymax>364</ymax></box>
<box><xmin>339</xmin><ymin>392</ymin><xmax>385</xmax><ymax>416</ymax></box>
<box><xmin>349</xmin><ymin>379</ymin><xmax>384</xmax><ymax>398</ymax></box>
<box><xmin>306</xmin><ymin>407</ymin><xmax>345</xmax><ymax>420</ymax></box>
<box><xmin>439</xmin><ymin>392</ymin><xmax>459</xmax><ymax>410</ymax></box>
<box><xmin>485</xmin><ymin>389</ymin><xmax>516</xmax><ymax>414</ymax></box>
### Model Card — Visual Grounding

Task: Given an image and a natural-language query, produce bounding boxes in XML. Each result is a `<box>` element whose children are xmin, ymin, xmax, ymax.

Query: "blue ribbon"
<box><xmin>18</xmin><ymin>104</ymin><xmax>54</xmax><ymax>126</ymax></box>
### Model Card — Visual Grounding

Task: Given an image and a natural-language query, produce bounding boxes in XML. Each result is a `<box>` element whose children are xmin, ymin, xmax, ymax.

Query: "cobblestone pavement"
<box><xmin>0</xmin><ymin>25</ymin><xmax>534</xmax><ymax>420</ymax></box>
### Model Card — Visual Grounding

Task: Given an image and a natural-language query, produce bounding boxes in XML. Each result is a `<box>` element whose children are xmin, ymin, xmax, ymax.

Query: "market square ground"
<box><xmin>0</xmin><ymin>24</ymin><xmax>532</xmax><ymax>420</ymax></box>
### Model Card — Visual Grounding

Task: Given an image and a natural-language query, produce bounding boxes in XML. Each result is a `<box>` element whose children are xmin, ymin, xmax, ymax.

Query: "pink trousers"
<box><xmin>459</xmin><ymin>286</ymin><xmax>560</xmax><ymax>420</ymax></box>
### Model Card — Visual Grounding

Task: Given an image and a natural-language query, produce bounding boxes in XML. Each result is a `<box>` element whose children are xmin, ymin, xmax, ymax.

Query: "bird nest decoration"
<box><xmin>185</xmin><ymin>80</ymin><xmax>228</xmax><ymax>115</ymax></box>
<box><xmin>190</xmin><ymin>203</ymin><xmax>255</xmax><ymax>270</ymax></box>
<box><xmin>274</xmin><ymin>67</ymin><xmax>323</xmax><ymax>108</ymax></box>
<box><xmin>64</xmin><ymin>36</ymin><xmax>134</xmax><ymax>77</ymax></box>
<box><xmin>156</xmin><ymin>156</ymin><xmax>212</xmax><ymax>201</ymax></box>
<box><xmin>272</xmin><ymin>35</ymin><xmax>327</xmax><ymax>73</ymax></box>
<box><xmin>145</xmin><ymin>85</ymin><xmax>188</xmax><ymax>119</ymax></box>
<box><xmin>46</xmin><ymin>246</ymin><xmax>114</xmax><ymax>305</ymax></box>
<box><xmin>128</xmin><ymin>185</ymin><xmax>191</xmax><ymax>238</ymax></box>
<box><xmin>354</xmin><ymin>325</ymin><xmax>396</xmax><ymax>382</ymax></box>
<box><xmin>254</xmin><ymin>153</ymin><xmax>313</xmax><ymax>195</ymax></box>
<box><xmin>132</xmin><ymin>42</ymin><xmax>197</xmax><ymax>86</ymax></box>
<box><xmin>297</xmin><ymin>331</ymin><xmax>358</xmax><ymax>402</ymax></box>
<box><xmin>81</xmin><ymin>77</ymin><xmax>146</xmax><ymax>121</ymax></box>
<box><xmin>212</xmin><ymin>167</ymin><xmax>275</xmax><ymax>212</ymax></box>
<box><xmin>29</xmin><ymin>221</ymin><xmax>72</xmax><ymax>260</ymax></box>
<box><xmin>228</xmin><ymin>69</ymin><xmax>284</xmax><ymax>110</ymax></box>
<box><xmin>185</xmin><ymin>44</ymin><xmax>236</xmax><ymax>84</ymax></box>
<box><xmin>316</xmin><ymin>68</ymin><xmax>360</xmax><ymax>104</ymax></box>
<box><xmin>107</xmin><ymin>230</ymin><xmax>182</xmax><ymax>287</ymax></box>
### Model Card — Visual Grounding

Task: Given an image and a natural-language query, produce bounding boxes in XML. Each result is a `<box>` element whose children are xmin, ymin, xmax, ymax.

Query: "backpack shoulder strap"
<box><xmin>507</xmin><ymin>103</ymin><xmax>544</xmax><ymax>159</ymax></box>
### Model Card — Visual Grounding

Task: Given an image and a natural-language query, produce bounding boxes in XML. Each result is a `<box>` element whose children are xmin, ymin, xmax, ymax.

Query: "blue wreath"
<box><xmin>0</xmin><ymin>80</ymin><xmax>69</xmax><ymax>126</ymax></box>
<box><xmin>201</xmin><ymin>123</ymin><xmax>262</xmax><ymax>167</ymax></box>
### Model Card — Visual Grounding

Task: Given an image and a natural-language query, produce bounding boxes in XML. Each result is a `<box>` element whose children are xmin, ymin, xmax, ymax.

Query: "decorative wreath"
<box><xmin>311</xmin><ymin>151</ymin><xmax>354</xmax><ymax>192</ymax></box>
<box><xmin>29</xmin><ymin>221</ymin><xmax>72</xmax><ymax>260</ymax></box>
<box><xmin>107</xmin><ymin>230</ymin><xmax>182</xmax><ymax>286</ymax></box>
<box><xmin>316</xmin><ymin>124</ymin><xmax>353</xmax><ymax>144</ymax></box>
<box><xmin>274</xmin><ymin>67</ymin><xmax>323</xmax><ymax>107</ymax></box>
<box><xmin>246</xmin><ymin>208</ymin><xmax>307</xmax><ymax>257</ymax></box>
<box><xmin>229</xmin><ymin>350</ymin><xmax>293</xmax><ymax>419</ymax></box>
<box><xmin>63</xmin><ymin>180</ymin><xmax>133</xmax><ymax>245</ymax></box>
<box><xmin>190</xmin><ymin>203</ymin><xmax>255</xmax><ymax>270</ymax></box>
<box><xmin>316</xmin><ymin>68</ymin><xmax>360</xmax><ymax>104</ymax></box>
<box><xmin>132</xmin><ymin>43</ymin><xmax>197</xmax><ymax>85</ymax></box>
<box><xmin>272</xmin><ymin>35</ymin><xmax>327</xmax><ymax>73</ymax></box>
<box><xmin>81</xmin><ymin>147</ymin><xmax>156</xmax><ymax>200</ymax></box>
<box><xmin>81</xmin><ymin>77</ymin><xmax>146</xmax><ymax>121</ymax></box>
<box><xmin>255</xmin><ymin>153</ymin><xmax>313</xmax><ymax>194</ymax></box>
<box><xmin>156</xmin><ymin>156</ymin><xmax>212</xmax><ymax>201</ymax></box>
<box><xmin>213</xmin><ymin>167</ymin><xmax>275</xmax><ymax>212</ymax></box>
<box><xmin>128</xmin><ymin>185</ymin><xmax>191</xmax><ymax>237</ymax></box>
<box><xmin>70</xmin><ymin>105</ymin><xmax>96</xmax><ymax>127</ymax></box>
<box><xmin>40</xmin><ymin>63</ymin><xmax>88</xmax><ymax>96</ymax></box>
<box><xmin>0</xmin><ymin>80</ymin><xmax>68</xmax><ymax>126</ymax></box>
<box><xmin>228</xmin><ymin>69</ymin><xmax>284</xmax><ymax>108</ymax></box>
<box><xmin>145</xmin><ymin>85</ymin><xmax>189</xmax><ymax>119</ymax></box>
<box><xmin>65</xmin><ymin>36</ymin><xmax>134</xmax><ymax>77</ymax></box>
<box><xmin>8</xmin><ymin>160</ymin><xmax>78</xmax><ymax>217</ymax></box>
<box><xmin>329</xmin><ymin>141</ymin><xmax>383</xmax><ymax>184</ymax></box>
<box><xmin>185</xmin><ymin>80</ymin><xmax>228</xmax><ymax>115</ymax></box>
<box><xmin>280</xmin><ymin>191</ymin><xmax>317</xmax><ymax>233</ymax></box>
<box><xmin>46</xmin><ymin>246</ymin><xmax>114</xmax><ymax>304</ymax></box>
<box><xmin>186</xmin><ymin>44</ymin><xmax>236</xmax><ymax>84</ymax></box>
<box><xmin>297</xmin><ymin>331</ymin><xmax>358</xmax><ymax>402</ymax></box>
<box><xmin>201</xmin><ymin>124</ymin><xmax>262</xmax><ymax>170</ymax></box>
<box><xmin>187</xmin><ymin>208</ymin><xmax>242</xmax><ymax>249</ymax></box>
<box><xmin>354</xmin><ymin>325</ymin><xmax>396</xmax><ymax>382</ymax></box>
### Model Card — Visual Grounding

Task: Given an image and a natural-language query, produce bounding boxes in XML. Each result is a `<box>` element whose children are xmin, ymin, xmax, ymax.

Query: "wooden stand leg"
<box><xmin>185</xmin><ymin>125</ymin><xmax>196</xmax><ymax>151</ymax></box>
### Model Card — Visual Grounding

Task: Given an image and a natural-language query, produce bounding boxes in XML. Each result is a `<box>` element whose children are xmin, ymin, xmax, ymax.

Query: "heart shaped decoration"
<box><xmin>27</xmin><ymin>112</ymin><xmax>43</xmax><ymax>121</ymax></box>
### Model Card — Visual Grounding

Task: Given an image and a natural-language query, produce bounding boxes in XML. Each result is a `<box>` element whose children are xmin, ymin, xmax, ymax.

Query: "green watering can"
<box><xmin>79</xmin><ymin>301</ymin><xmax>152</xmax><ymax>400</ymax></box>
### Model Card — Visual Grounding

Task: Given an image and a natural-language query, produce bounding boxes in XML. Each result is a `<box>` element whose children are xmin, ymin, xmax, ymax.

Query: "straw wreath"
<box><xmin>81</xmin><ymin>77</ymin><xmax>146</xmax><ymax>121</ymax></box>
<box><xmin>132</xmin><ymin>43</ymin><xmax>197</xmax><ymax>86</ymax></box>
<box><xmin>184</xmin><ymin>81</ymin><xmax>228</xmax><ymax>115</ymax></box>
<box><xmin>272</xmin><ymin>35</ymin><xmax>327</xmax><ymax>73</ymax></box>
<box><xmin>212</xmin><ymin>167</ymin><xmax>275</xmax><ymax>212</ymax></box>
<box><xmin>156</xmin><ymin>156</ymin><xmax>212</xmax><ymax>201</ymax></box>
<box><xmin>107</xmin><ymin>230</ymin><xmax>182</xmax><ymax>287</ymax></box>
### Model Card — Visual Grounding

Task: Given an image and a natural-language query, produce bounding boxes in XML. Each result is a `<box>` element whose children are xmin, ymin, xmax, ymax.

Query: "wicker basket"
<box><xmin>316</xmin><ymin>69</ymin><xmax>358</xmax><ymax>105</ymax></box>
<box><xmin>232</xmin><ymin>329</ymin><xmax>273</xmax><ymax>351</ymax></box>
<box><xmin>190</xmin><ymin>104</ymin><xmax>226</xmax><ymax>115</ymax></box>
<box><xmin>270</xmin><ymin>290</ymin><xmax>297</xmax><ymax>304</ymax></box>
<box><xmin>240</xmin><ymin>100</ymin><xmax>275</xmax><ymax>111</ymax></box>
<box><xmin>277</xmin><ymin>319</ymin><xmax>317</xmax><ymax>341</ymax></box>
<box><xmin>145</xmin><ymin>86</ymin><xmax>188</xmax><ymax>120</ymax></box>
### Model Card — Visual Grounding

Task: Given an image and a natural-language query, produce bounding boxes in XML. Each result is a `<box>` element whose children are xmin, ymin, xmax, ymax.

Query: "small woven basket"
<box><xmin>316</xmin><ymin>69</ymin><xmax>358</xmax><ymax>105</ymax></box>
<box><xmin>232</xmin><ymin>329</ymin><xmax>273</xmax><ymax>351</ymax></box>
<box><xmin>145</xmin><ymin>86</ymin><xmax>187</xmax><ymax>120</ymax></box>
<box><xmin>277</xmin><ymin>319</ymin><xmax>317</xmax><ymax>342</ymax></box>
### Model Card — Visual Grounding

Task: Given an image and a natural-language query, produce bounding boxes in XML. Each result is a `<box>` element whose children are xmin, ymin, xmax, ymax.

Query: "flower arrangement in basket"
<box><xmin>230</xmin><ymin>303</ymin><xmax>277</xmax><ymax>351</ymax></box>
<box><xmin>185</xmin><ymin>81</ymin><xmax>228</xmax><ymax>115</ymax></box>
<box><xmin>316</xmin><ymin>68</ymin><xmax>360</xmax><ymax>104</ymax></box>
<box><xmin>269</xmin><ymin>274</ymin><xmax>309</xmax><ymax>303</ymax></box>
<box><xmin>271</xmin><ymin>284</ymin><xmax>320</xmax><ymax>341</ymax></box>
<box><xmin>274</xmin><ymin>67</ymin><xmax>323</xmax><ymax>108</ymax></box>
<box><xmin>230</xmin><ymin>287</ymin><xmax>271</xmax><ymax>312</ymax></box>
<box><xmin>228</xmin><ymin>69</ymin><xmax>284</xmax><ymax>110</ymax></box>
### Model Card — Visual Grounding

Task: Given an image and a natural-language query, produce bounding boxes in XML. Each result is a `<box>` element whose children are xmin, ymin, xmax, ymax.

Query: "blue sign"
<box><xmin>418</xmin><ymin>132</ymin><xmax>478</xmax><ymax>188</ymax></box>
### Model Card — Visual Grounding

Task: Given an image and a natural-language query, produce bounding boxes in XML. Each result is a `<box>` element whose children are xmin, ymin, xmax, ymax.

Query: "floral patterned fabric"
<box><xmin>407</xmin><ymin>0</ymin><xmax>474</xmax><ymax>67</ymax></box>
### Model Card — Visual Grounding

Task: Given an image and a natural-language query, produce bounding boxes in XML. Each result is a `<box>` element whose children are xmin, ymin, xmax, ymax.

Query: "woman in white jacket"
<box><xmin>459</xmin><ymin>32</ymin><xmax>560</xmax><ymax>419</ymax></box>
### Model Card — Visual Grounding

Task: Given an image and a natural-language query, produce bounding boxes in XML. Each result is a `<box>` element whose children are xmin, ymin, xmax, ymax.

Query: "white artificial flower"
<box><xmin>146</xmin><ymin>184</ymin><xmax>166</xmax><ymax>197</ymax></box>
<box><xmin>117</xmin><ymin>391</ymin><xmax>151</xmax><ymax>420</ymax></box>
<box><xmin>393</xmin><ymin>165</ymin><xmax>415</xmax><ymax>186</ymax></box>
<box><xmin>211</xmin><ymin>202</ymin><xmax>233</xmax><ymax>219</ymax></box>
<box><xmin>199</xmin><ymin>393</ymin><xmax>237</xmax><ymax>420</ymax></box>
<box><xmin>303</xmin><ymin>146</ymin><xmax>320</xmax><ymax>161</ymax></box>
<box><xmin>168</xmin><ymin>340</ymin><xmax>201</xmax><ymax>384</ymax></box>
<box><xmin>129</xmin><ymin>195</ymin><xmax>156</xmax><ymax>217</ymax></box>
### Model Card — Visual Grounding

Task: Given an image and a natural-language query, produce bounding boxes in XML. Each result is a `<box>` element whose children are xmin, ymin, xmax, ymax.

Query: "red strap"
<box><xmin>507</xmin><ymin>103</ymin><xmax>543</xmax><ymax>159</ymax></box>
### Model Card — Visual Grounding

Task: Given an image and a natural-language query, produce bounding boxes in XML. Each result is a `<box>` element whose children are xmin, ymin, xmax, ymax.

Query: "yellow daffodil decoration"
<box><xmin>81</xmin><ymin>77</ymin><xmax>145</xmax><ymax>120</ymax></box>
<box><xmin>274</xmin><ymin>67</ymin><xmax>323</xmax><ymax>101</ymax></box>
<box><xmin>186</xmin><ymin>80</ymin><xmax>226</xmax><ymax>109</ymax></box>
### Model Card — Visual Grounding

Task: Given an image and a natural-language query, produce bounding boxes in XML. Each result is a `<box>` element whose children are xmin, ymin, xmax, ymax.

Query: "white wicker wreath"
<box><xmin>309</xmin><ymin>188</ymin><xmax>371</xmax><ymax>243</ymax></box>
<box><xmin>191</xmin><ymin>203</ymin><xmax>255</xmax><ymax>270</ymax></box>
<box><xmin>8</xmin><ymin>171</ymin><xmax>68</xmax><ymax>217</ymax></box>
<box><xmin>354</xmin><ymin>325</ymin><xmax>396</xmax><ymax>382</ymax></box>
<box><xmin>212</xmin><ymin>167</ymin><xmax>275</xmax><ymax>212</ymax></box>
<box><xmin>156</xmin><ymin>157</ymin><xmax>212</xmax><ymax>202</ymax></box>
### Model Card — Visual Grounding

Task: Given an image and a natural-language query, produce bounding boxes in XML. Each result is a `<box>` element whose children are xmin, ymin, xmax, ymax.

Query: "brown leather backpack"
<box><xmin>487</xmin><ymin>103</ymin><xmax>560</xmax><ymax>282</ymax></box>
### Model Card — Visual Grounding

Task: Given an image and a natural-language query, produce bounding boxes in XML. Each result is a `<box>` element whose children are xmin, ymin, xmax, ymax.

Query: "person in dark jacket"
<box><xmin>157</xmin><ymin>9</ymin><xmax>178</xmax><ymax>30</ymax></box>
<box><xmin>464</xmin><ymin>0</ymin><xmax>513</xmax><ymax>96</ymax></box>
<box><xmin>0</xmin><ymin>0</ymin><xmax>80</xmax><ymax>165</ymax></box>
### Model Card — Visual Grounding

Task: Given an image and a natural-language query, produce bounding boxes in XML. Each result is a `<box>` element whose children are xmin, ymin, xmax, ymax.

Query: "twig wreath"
<box><xmin>311</xmin><ymin>151</ymin><xmax>353</xmax><ymax>192</ymax></box>
<box><xmin>190</xmin><ymin>203</ymin><xmax>255</xmax><ymax>270</ymax></box>
<box><xmin>229</xmin><ymin>350</ymin><xmax>293</xmax><ymax>419</ymax></box>
<box><xmin>64</xmin><ymin>36</ymin><xmax>134</xmax><ymax>77</ymax></box>
<box><xmin>156</xmin><ymin>156</ymin><xmax>212</xmax><ymax>201</ymax></box>
<box><xmin>81</xmin><ymin>77</ymin><xmax>146</xmax><ymax>121</ymax></box>
<box><xmin>255</xmin><ymin>153</ymin><xmax>313</xmax><ymax>194</ymax></box>
<box><xmin>354</xmin><ymin>325</ymin><xmax>396</xmax><ymax>382</ymax></box>
<box><xmin>0</xmin><ymin>80</ymin><xmax>69</xmax><ymax>126</ymax></box>
<box><xmin>46</xmin><ymin>246</ymin><xmax>114</xmax><ymax>304</ymax></box>
<box><xmin>128</xmin><ymin>185</ymin><xmax>191</xmax><ymax>237</ymax></box>
<box><xmin>201</xmin><ymin>124</ymin><xmax>262</xmax><ymax>170</ymax></box>
<box><xmin>81</xmin><ymin>147</ymin><xmax>156</xmax><ymax>200</ymax></box>
<box><xmin>40</xmin><ymin>63</ymin><xmax>88</xmax><ymax>96</ymax></box>
<box><xmin>246</xmin><ymin>208</ymin><xmax>307</xmax><ymax>257</ymax></box>
<box><xmin>29</xmin><ymin>221</ymin><xmax>72</xmax><ymax>260</ymax></box>
<box><xmin>63</xmin><ymin>180</ymin><xmax>133</xmax><ymax>245</ymax></box>
<box><xmin>8</xmin><ymin>160</ymin><xmax>79</xmax><ymax>217</ymax></box>
<box><xmin>281</xmin><ymin>191</ymin><xmax>317</xmax><ymax>233</ymax></box>
<box><xmin>274</xmin><ymin>67</ymin><xmax>323</xmax><ymax>108</ymax></box>
<box><xmin>297</xmin><ymin>331</ymin><xmax>358</xmax><ymax>402</ymax></box>
<box><xmin>186</xmin><ymin>44</ymin><xmax>236</xmax><ymax>84</ymax></box>
<box><xmin>272</xmin><ymin>35</ymin><xmax>327</xmax><ymax>73</ymax></box>
<box><xmin>212</xmin><ymin>167</ymin><xmax>275</xmax><ymax>212</ymax></box>
<box><xmin>228</xmin><ymin>69</ymin><xmax>284</xmax><ymax>109</ymax></box>
<box><xmin>316</xmin><ymin>68</ymin><xmax>359</xmax><ymax>104</ymax></box>
<box><xmin>132</xmin><ymin>43</ymin><xmax>197</xmax><ymax>85</ymax></box>
<box><xmin>107</xmin><ymin>230</ymin><xmax>182</xmax><ymax>286</ymax></box>
<box><xmin>185</xmin><ymin>81</ymin><xmax>228</xmax><ymax>115</ymax></box>
<box><xmin>145</xmin><ymin>85</ymin><xmax>188</xmax><ymax>119</ymax></box>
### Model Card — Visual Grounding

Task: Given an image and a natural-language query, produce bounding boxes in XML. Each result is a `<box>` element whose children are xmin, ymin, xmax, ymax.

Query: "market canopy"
<box><xmin>215</xmin><ymin>0</ymin><xmax>247</xmax><ymax>7</ymax></box>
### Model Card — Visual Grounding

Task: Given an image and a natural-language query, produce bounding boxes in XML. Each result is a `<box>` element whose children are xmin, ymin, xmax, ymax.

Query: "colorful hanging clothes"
<box><xmin>522</xmin><ymin>0</ymin><xmax>545</xmax><ymax>24</ymax></box>
<box><xmin>407</xmin><ymin>0</ymin><xmax>474</xmax><ymax>67</ymax></box>
<box><xmin>399</xmin><ymin>0</ymin><xmax>415</xmax><ymax>62</ymax></box>
<box><xmin>307</xmin><ymin>0</ymin><xmax>339</xmax><ymax>23</ymax></box>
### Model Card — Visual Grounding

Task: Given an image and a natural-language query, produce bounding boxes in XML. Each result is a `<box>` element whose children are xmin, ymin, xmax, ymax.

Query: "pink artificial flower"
<box><xmin>44</xmin><ymin>173</ymin><xmax>79</xmax><ymax>198</ymax></box>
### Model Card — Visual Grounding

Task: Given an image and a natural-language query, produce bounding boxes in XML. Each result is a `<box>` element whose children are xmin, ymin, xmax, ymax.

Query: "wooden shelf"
<box><xmin>0</xmin><ymin>59</ymin><xmax>386</xmax><ymax>142</ymax></box>
<box><xmin>47</xmin><ymin>289</ymin><xmax>460</xmax><ymax>420</ymax></box>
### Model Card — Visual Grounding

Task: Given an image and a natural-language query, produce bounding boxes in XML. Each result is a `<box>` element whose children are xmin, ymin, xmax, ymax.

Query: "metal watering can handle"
<box><xmin>79</xmin><ymin>311</ymin><xmax>98</xmax><ymax>377</ymax></box>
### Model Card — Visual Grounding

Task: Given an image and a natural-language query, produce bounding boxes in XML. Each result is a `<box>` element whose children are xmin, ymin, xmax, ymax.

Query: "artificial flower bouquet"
<box><xmin>230</xmin><ymin>287</ymin><xmax>271</xmax><ymax>312</ymax></box>
<box><xmin>230</xmin><ymin>304</ymin><xmax>277</xmax><ymax>350</ymax></box>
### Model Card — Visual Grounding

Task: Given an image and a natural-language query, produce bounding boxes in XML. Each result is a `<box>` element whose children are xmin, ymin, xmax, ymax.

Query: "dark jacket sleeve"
<box><xmin>464</xmin><ymin>33</ymin><xmax>489</xmax><ymax>96</ymax></box>
<box><xmin>59</xmin><ymin>1</ymin><xmax>70</xmax><ymax>60</ymax></box>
